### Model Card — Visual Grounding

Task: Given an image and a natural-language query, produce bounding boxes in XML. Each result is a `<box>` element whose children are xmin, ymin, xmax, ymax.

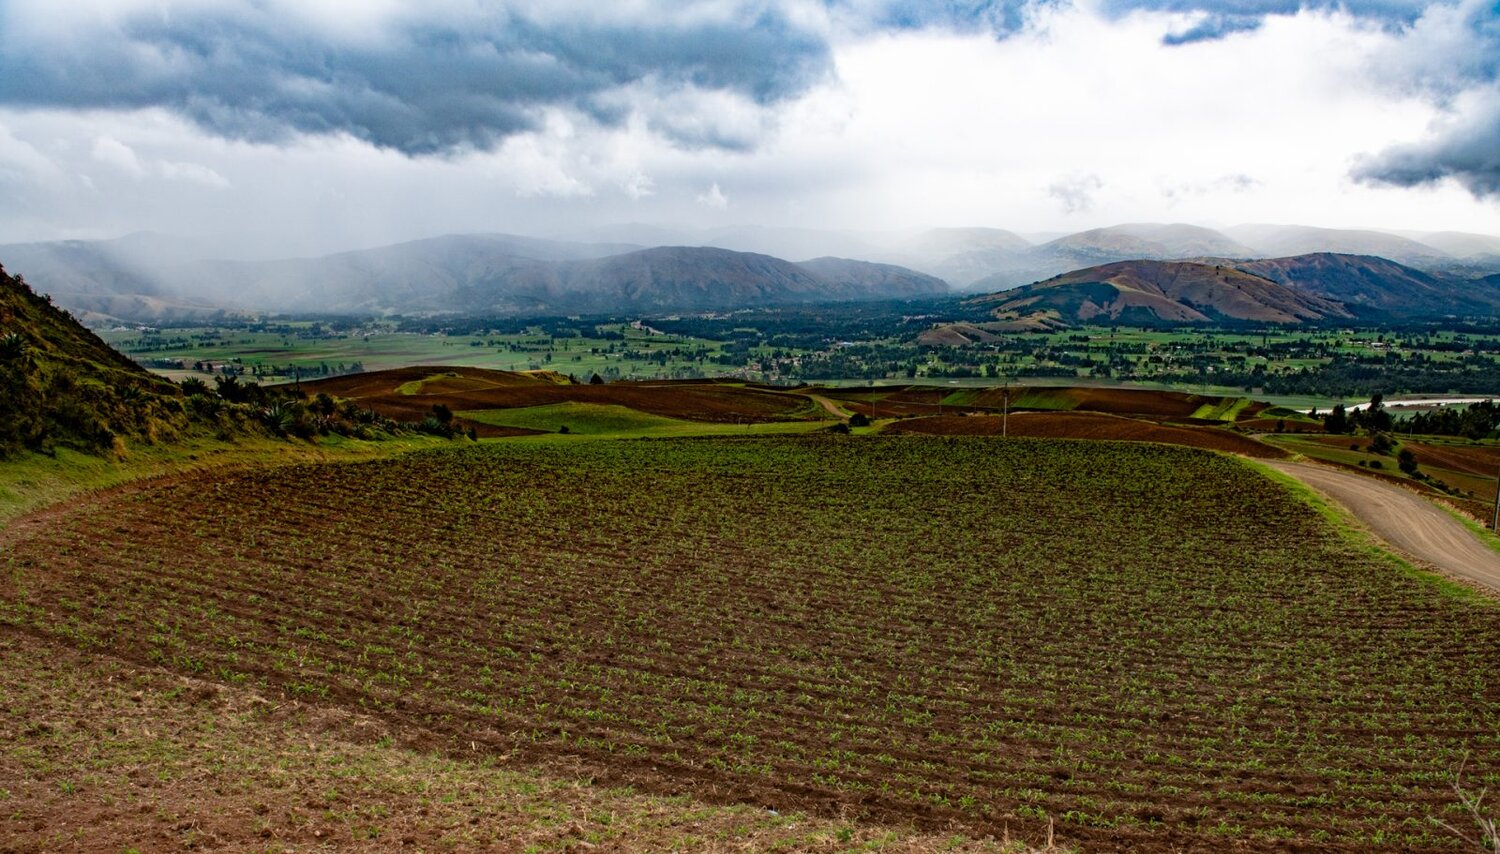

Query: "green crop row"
<box><xmin>4</xmin><ymin>435</ymin><xmax>1498</xmax><ymax>851</ymax></box>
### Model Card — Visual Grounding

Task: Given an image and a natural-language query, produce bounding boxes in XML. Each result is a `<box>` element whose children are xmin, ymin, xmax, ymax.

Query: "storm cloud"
<box><xmin>0</xmin><ymin>1</ymin><xmax>833</xmax><ymax>156</ymax></box>
<box><xmin>1355</xmin><ymin>90</ymin><xmax>1500</xmax><ymax>198</ymax></box>
<box><xmin>1351</xmin><ymin>0</ymin><xmax>1500</xmax><ymax>197</ymax></box>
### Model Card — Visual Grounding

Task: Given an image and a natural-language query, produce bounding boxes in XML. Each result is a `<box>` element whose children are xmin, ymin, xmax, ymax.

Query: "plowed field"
<box><xmin>821</xmin><ymin>385</ymin><xmax>1267</xmax><ymax>422</ymax></box>
<box><xmin>4</xmin><ymin>437</ymin><xmax>1498</xmax><ymax>852</ymax></box>
<box><xmin>884</xmin><ymin>413</ymin><xmax>1284</xmax><ymax>458</ymax></box>
<box><xmin>304</xmin><ymin>367</ymin><xmax>818</xmax><ymax>427</ymax></box>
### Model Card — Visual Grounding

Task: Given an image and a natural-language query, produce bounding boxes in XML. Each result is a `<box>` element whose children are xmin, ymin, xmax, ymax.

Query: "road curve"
<box><xmin>1265</xmin><ymin>460</ymin><xmax>1500</xmax><ymax>593</ymax></box>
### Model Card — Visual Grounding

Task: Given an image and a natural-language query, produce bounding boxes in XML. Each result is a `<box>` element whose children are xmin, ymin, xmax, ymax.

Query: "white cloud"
<box><xmin>621</xmin><ymin>171</ymin><xmax>655</xmax><ymax>199</ymax></box>
<box><xmin>159</xmin><ymin>160</ymin><xmax>231</xmax><ymax>189</ymax></box>
<box><xmin>91</xmin><ymin>135</ymin><xmax>146</xmax><ymax>178</ymax></box>
<box><xmin>1049</xmin><ymin>175</ymin><xmax>1104</xmax><ymax>215</ymax></box>
<box><xmin>697</xmin><ymin>181</ymin><xmax>729</xmax><ymax>209</ymax></box>
<box><xmin>0</xmin><ymin>122</ymin><xmax>61</xmax><ymax>184</ymax></box>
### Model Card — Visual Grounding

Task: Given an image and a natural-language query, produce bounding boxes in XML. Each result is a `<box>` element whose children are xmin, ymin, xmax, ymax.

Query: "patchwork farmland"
<box><xmin>5</xmin><ymin>436</ymin><xmax>1498</xmax><ymax>851</ymax></box>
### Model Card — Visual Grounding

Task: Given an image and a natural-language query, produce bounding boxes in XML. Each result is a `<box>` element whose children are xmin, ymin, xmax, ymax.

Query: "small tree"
<box><xmin>1323</xmin><ymin>403</ymin><xmax>1349</xmax><ymax>434</ymax></box>
<box><xmin>1363</xmin><ymin>392</ymin><xmax>1393</xmax><ymax>432</ymax></box>
<box><xmin>1398</xmin><ymin>448</ymin><xmax>1420</xmax><ymax>476</ymax></box>
<box><xmin>849</xmin><ymin>412</ymin><xmax>870</xmax><ymax>428</ymax></box>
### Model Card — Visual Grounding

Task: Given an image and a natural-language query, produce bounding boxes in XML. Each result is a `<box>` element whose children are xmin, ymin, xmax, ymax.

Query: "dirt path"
<box><xmin>806</xmin><ymin>394</ymin><xmax>849</xmax><ymax>419</ymax></box>
<box><xmin>1266</xmin><ymin>460</ymin><xmax>1500</xmax><ymax>593</ymax></box>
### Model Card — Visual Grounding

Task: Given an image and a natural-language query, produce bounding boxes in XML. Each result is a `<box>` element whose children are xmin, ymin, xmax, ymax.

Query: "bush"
<box><xmin>1398</xmin><ymin>448</ymin><xmax>1419</xmax><ymax>476</ymax></box>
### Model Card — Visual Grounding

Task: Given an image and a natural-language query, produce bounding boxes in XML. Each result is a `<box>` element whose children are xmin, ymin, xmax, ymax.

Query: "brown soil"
<box><xmin>0</xmin><ymin>629</ymin><xmax>1035</xmax><ymax>854</ymax></box>
<box><xmin>823</xmin><ymin>385</ymin><xmax>1268</xmax><ymax>422</ymax></box>
<box><xmin>1403</xmin><ymin>440</ymin><xmax>1500</xmax><ymax>478</ymax></box>
<box><xmin>303</xmin><ymin>366</ymin><xmax>819</xmax><ymax>429</ymax></box>
<box><xmin>884</xmin><ymin>412</ymin><xmax>1286</xmax><ymax>458</ymax></box>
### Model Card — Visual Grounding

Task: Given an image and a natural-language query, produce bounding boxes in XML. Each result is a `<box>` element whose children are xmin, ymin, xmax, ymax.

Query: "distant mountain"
<box><xmin>208</xmin><ymin>233</ymin><xmax>642</xmax><ymax>313</ymax></box>
<box><xmin>949</xmin><ymin>253</ymin><xmax>1500</xmax><ymax>330</ymax></box>
<box><xmin>959</xmin><ymin>224</ymin><xmax>1257</xmax><ymax>291</ymax></box>
<box><xmin>1224</xmin><ymin>225</ymin><xmax>1451</xmax><ymax>269</ymax></box>
<box><xmin>0</xmin><ymin>263</ymin><xmax>190</xmax><ymax>456</ymax></box>
<box><xmin>436</xmin><ymin>247</ymin><xmax>947</xmax><ymax>313</ymax></box>
<box><xmin>11</xmin><ymin>222</ymin><xmax>1500</xmax><ymax>320</ymax></box>
<box><xmin>556</xmin><ymin>224</ymin><xmax>886</xmax><ymax>265</ymax></box>
<box><xmin>899</xmin><ymin>227</ymin><xmax>1032</xmax><ymax>255</ymax></box>
<box><xmin>1411</xmin><ymin>230</ymin><xmax>1500</xmax><ymax>259</ymax></box>
<box><xmin>1101</xmin><ymin>224</ymin><xmax>1259</xmax><ymax>258</ymax></box>
<box><xmin>966</xmin><ymin>260</ymin><xmax>1351</xmax><ymax>327</ymax></box>
<box><xmin>793</xmin><ymin>257</ymin><xmax>950</xmax><ymax>298</ymax></box>
<box><xmin>881</xmin><ymin>228</ymin><xmax>1033</xmax><ymax>287</ymax></box>
<box><xmin>0</xmin><ymin>235</ymin><xmax>948</xmax><ymax>318</ymax></box>
<box><xmin>1234</xmin><ymin>253</ymin><xmax>1500</xmax><ymax>317</ymax></box>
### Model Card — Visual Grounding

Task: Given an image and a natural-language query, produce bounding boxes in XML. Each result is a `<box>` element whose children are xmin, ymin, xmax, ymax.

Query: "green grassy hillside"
<box><xmin>0</xmin><ymin>264</ymin><xmax>191</xmax><ymax>457</ymax></box>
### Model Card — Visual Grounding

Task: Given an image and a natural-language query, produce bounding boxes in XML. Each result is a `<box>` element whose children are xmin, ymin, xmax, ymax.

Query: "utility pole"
<box><xmin>1492</xmin><ymin>463</ymin><xmax>1499</xmax><ymax>533</ymax></box>
<box><xmin>1003</xmin><ymin>382</ymin><xmax>1010</xmax><ymax>438</ymax></box>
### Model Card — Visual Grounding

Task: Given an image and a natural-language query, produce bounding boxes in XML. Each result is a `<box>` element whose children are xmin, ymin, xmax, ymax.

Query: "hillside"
<box><xmin>964</xmin><ymin>259</ymin><xmax>1351</xmax><ymax>326</ymax></box>
<box><xmin>958</xmin><ymin>224</ymin><xmax>1261</xmax><ymax>291</ymax></box>
<box><xmin>0</xmin><ymin>264</ymin><xmax>189</xmax><ymax>456</ymax></box>
<box><xmin>1235</xmin><ymin>252</ymin><xmax>1500</xmax><ymax>317</ymax></box>
<box><xmin>465</xmin><ymin>247</ymin><xmax>947</xmax><ymax>313</ymax></box>
<box><xmin>792</xmin><ymin>256</ymin><xmax>949</xmax><ymax>297</ymax></box>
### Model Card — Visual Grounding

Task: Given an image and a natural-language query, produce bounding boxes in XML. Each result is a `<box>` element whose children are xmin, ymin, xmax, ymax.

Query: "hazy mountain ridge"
<box><xmin>5</xmin><ymin>222</ymin><xmax>1500</xmax><ymax>321</ymax></box>
<box><xmin>968</xmin><ymin>259</ymin><xmax>1354</xmax><ymax>327</ymax></box>
<box><xmin>0</xmin><ymin>235</ymin><xmax>949</xmax><ymax>318</ymax></box>
<box><xmin>1233</xmin><ymin>253</ymin><xmax>1500</xmax><ymax>316</ymax></box>
<box><xmin>953</xmin><ymin>253</ymin><xmax>1500</xmax><ymax>329</ymax></box>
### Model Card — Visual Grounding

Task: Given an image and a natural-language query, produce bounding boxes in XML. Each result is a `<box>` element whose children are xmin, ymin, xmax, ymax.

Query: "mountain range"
<box><xmin>555</xmin><ymin>222</ymin><xmax>1500</xmax><ymax>288</ymax></box>
<box><xmin>929</xmin><ymin>253</ymin><xmax>1500</xmax><ymax>337</ymax></box>
<box><xmin>0</xmin><ymin>234</ymin><xmax>946</xmax><ymax>321</ymax></box>
<box><xmin>2</xmin><ymin>222</ymin><xmax>1499</xmax><ymax>322</ymax></box>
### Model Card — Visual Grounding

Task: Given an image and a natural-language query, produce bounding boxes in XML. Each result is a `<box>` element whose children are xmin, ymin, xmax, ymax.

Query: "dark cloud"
<box><xmin>1352</xmin><ymin>1</ymin><xmax>1500</xmax><ymax>198</ymax></box>
<box><xmin>855</xmin><ymin>0</ymin><xmax>1043</xmax><ymax>34</ymax></box>
<box><xmin>0</xmin><ymin>3</ymin><xmax>832</xmax><ymax>156</ymax></box>
<box><xmin>1354</xmin><ymin>94</ymin><xmax>1500</xmax><ymax>198</ymax></box>
<box><xmin>1104</xmin><ymin>0</ymin><xmax>1431</xmax><ymax>23</ymax></box>
<box><xmin>833</xmin><ymin>0</ymin><xmax>1435</xmax><ymax>44</ymax></box>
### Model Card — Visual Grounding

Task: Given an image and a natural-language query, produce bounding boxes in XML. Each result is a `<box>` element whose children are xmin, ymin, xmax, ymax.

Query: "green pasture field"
<box><xmin>97</xmin><ymin>320</ymin><xmax>1500</xmax><ymax>415</ymax></box>
<box><xmin>460</xmin><ymin>402</ymin><xmax>833</xmax><ymax>438</ymax></box>
<box><xmin>97</xmin><ymin>323</ymin><xmax>752</xmax><ymax>385</ymax></box>
<box><xmin>5</xmin><ymin>435</ymin><xmax>1498</xmax><ymax>851</ymax></box>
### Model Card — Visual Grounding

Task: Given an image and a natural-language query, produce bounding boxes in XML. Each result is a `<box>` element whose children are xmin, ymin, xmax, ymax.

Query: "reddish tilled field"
<box><xmin>884</xmin><ymin>412</ymin><xmax>1285</xmax><ymax>458</ymax></box>
<box><xmin>4</xmin><ymin>437</ymin><xmax>1498</xmax><ymax>852</ymax></box>
<box><xmin>303</xmin><ymin>367</ymin><xmax>818</xmax><ymax>429</ymax></box>
<box><xmin>821</xmin><ymin>385</ymin><xmax>1268</xmax><ymax>421</ymax></box>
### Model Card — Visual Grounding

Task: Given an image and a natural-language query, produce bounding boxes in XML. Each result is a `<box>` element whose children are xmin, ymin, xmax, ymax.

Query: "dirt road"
<box><xmin>1266</xmin><ymin>460</ymin><xmax>1500</xmax><ymax>593</ymax></box>
<box><xmin>806</xmin><ymin>394</ymin><xmax>850</xmax><ymax>419</ymax></box>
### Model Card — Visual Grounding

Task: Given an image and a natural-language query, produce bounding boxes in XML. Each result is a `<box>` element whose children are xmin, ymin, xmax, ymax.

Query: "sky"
<box><xmin>1</xmin><ymin>0</ymin><xmax>1499</xmax><ymax>255</ymax></box>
